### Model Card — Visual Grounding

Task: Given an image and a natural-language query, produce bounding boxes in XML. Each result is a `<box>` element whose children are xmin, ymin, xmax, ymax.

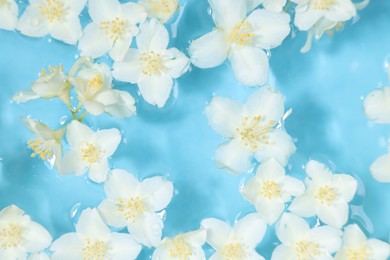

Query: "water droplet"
<box><xmin>59</xmin><ymin>115</ymin><xmax>68</xmax><ymax>125</ymax></box>
<box><xmin>207</xmin><ymin>7</ymin><xmax>212</xmax><ymax>16</ymax></box>
<box><xmin>265</xmin><ymin>49</ymin><xmax>271</xmax><ymax>57</ymax></box>
<box><xmin>157</xmin><ymin>210</ymin><xmax>167</xmax><ymax>221</ymax></box>
<box><xmin>70</xmin><ymin>203</ymin><xmax>82</xmax><ymax>219</ymax></box>
<box><xmin>44</xmin><ymin>156</ymin><xmax>55</xmax><ymax>170</ymax></box>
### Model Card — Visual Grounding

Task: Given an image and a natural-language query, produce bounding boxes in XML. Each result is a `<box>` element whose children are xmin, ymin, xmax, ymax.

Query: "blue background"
<box><xmin>0</xmin><ymin>0</ymin><xmax>389</xmax><ymax>258</ymax></box>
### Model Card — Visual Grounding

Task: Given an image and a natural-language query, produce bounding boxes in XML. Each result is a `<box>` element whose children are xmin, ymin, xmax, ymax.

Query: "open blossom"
<box><xmin>0</xmin><ymin>0</ymin><xmax>18</xmax><ymax>30</ymax></box>
<box><xmin>246</xmin><ymin>0</ymin><xmax>287</xmax><ymax>12</ymax></box>
<box><xmin>17</xmin><ymin>0</ymin><xmax>86</xmax><ymax>44</ymax></box>
<box><xmin>78</xmin><ymin>0</ymin><xmax>147</xmax><ymax>61</ymax></box>
<box><xmin>335</xmin><ymin>224</ymin><xmax>390</xmax><ymax>260</ymax></box>
<box><xmin>60</xmin><ymin>120</ymin><xmax>121</xmax><ymax>183</ymax></box>
<box><xmin>189</xmin><ymin>0</ymin><xmax>290</xmax><ymax>86</ymax></box>
<box><xmin>152</xmin><ymin>230</ymin><xmax>207</xmax><ymax>260</ymax></box>
<box><xmin>69</xmin><ymin>57</ymin><xmax>136</xmax><ymax>118</ymax></box>
<box><xmin>241</xmin><ymin>158</ymin><xmax>305</xmax><ymax>224</ymax></box>
<box><xmin>138</xmin><ymin>0</ymin><xmax>179</xmax><ymax>23</ymax></box>
<box><xmin>201</xmin><ymin>213</ymin><xmax>267</xmax><ymax>259</ymax></box>
<box><xmin>98</xmin><ymin>169</ymin><xmax>174</xmax><ymax>248</ymax></box>
<box><xmin>289</xmin><ymin>160</ymin><xmax>358</xmax><ymax>228</ymax></box>
<box><xmin>23</xmin><ymin>118</ymin><xmax>64</xmax><ymax>169</ymax></box>
<box><xmin>0</xmin><ymin>205</ymin><xmax>52</xmax><ymax>259</ymax></box>
<box><xmin>272</xmin><ymin>213</ymin><xmax>342</xmax><ymax>260</ymax></box>
<box><xmin>113</xmin><ymin>19</ymin><xmax>190</xmax><ymax>108</ymax></box>
<box><xmin>370</xmin><ymin>138</ymin><xmax>390</xmax><ymax>183</ymax></box>
<box><xmin>205</xmin><ymin>86</ymin><xmax>296</xmax><ymax>174</ymax></box>
<box><xmin>51</xmin><ymin>208</ymin><xmax>141</xmax><ymax>260</ymax></box>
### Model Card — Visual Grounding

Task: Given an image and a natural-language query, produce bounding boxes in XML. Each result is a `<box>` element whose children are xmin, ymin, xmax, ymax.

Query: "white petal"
<box><xmin>97</xmin><ymin>200</ymin><xmax>127</xmax><ymax>228</ymax></box>
<box><xmin>0</xmin><ymin>1</ymin><xmax>18</xmax><ymax>30</ymax></box>
<box><xmin>215</xmin><ymin>139</ymin><xmax>253</xmax><ymax>175</ymax></box>
<box><xmin>109</xmin><ymin>35</ymin><xmax>133</xmax><ymax>62</ymax></box>
<box><xmin>263</xmin><ymin>0</ymin><xmax>287</xmax><ymax>12</ymax></box>
<box><xmin>247</xmin><ymin>250</ymin><xmax>266</xmax><ymax>260</ymax></box>
<box><xmin>364</xmin><ymin>87</ymin><xmax>390</xmax><ymax>124</ymax></box>
<box><xmin>110</xmin><ymin>233</ymin><xmax>142</xmax><ymax>259</ymax></box>
<box><xmin>75</xmin><ymin>208</ymin><xmax>111</xmax><ymax>238</ymax></box>
<box><xmin>288</xmin><ymin>194</ymin><xmax>316</xmax><ymax>217</ymax></box>
<box><xmin>0</xmin><ymin>248</ymin><xmax>26</xmax><ymax>259</ymax></box>
<box><xmin>12</xmin><ymin>90</ymin><xmax>39</xmax><ymax>103</ymax></box>
<box><xmin>229</xmin><ymin>46</ymin><xmax>269</xmax><ymax>86</ymax></box>
<box><xmin>138</xmin><ymin>74</ymin><xmax>173</xmax><ymax>108</ymax></box>
<box><xmin>183</xmin><ymin>229</ymin><xmax>207</xmax><ymax>247</ymax></box>
<box><xmin>201</xmin><ymin>218</ymin><xmax>231</xmax><ymax>251</ymax></box>
<box><xmin>112</xmin><ymin>49</ymin><xmax>142</xmax><ymax>84</ymax></box>
<box><xmin>281</xmin><ymin>176</ymin><xmax>305</xmax><ymax>198</ymax></box>
<box><xmin>246</xmin><ymin>0</ymin><xmax>263</xmax><ymax>12</ymax></box>
<box><xmin>341</xmin><ymin>224</ymin><xmax>367</xmax><ymax>247</ymax></box>
<box><xmin>256</xmin><ymin>157</ymin><xmax>286</xmax><ymax>179</ymax></box>
<box><xmin>121</xmin><ymin>2</ymin><xmax>147</xmax><ymax>24</ymax></box>
<box><xmin>234</xmin><ymin>213</ymin><xmax>267</xmax><ymax>247</ymax></box>
<box><xmin>189</xmin><ymin>30</ymin><xmax>230</xmax><ymax>69</ymax></box>
<box><xmin>276</xmin><ymin>213</ymin><xmax>310</xmax><ymax>245</ymax></box>
<box><xmin>305</xmin><ymin>160</ymin><xmax>333</xmax><ymax>181</ymax></box>
<box><xmin>50</xmin><ymin>233</ymin><xmax>83</xmax><ymax>260</ymax></box>
<box><xmin>205</xmin><ymin>96</ymin><xmax>243</xmax><ymax>138</ymax></box>
<box><xmin>60</xmin><ymin>150</ymin><xmax>87</xmax><ymax>176</ymax></box>
<box><xmin>367</xmin><ymin>239</ymin><xmax>390</xmax><ymax>260</ymax></box>
<box><xmin>324</xmin><ymin>0</ymin><xmax>356</xmax><ymax>22</ymax></box>
<box><xmin>82</xmin><ymin>100</ymin><xmax>105</xmax><ymax>116</ymax></box>
<box><xmin>370</xmin><ymin>153</ymin><xmax>390</xmax><ymax>183</ymax></box>
<box><xmin>294</xmin><ymin>8</ymin><xmax>323</xmax><ymax>31</ymax></box>
<box><xmin>95</xmin><ymin>128</ymin><xmax>121</xmax><ymax>157</ymax></box>
<box><xmin>271</xmin><ymin>244</ymin><xmax>293</xmax><ymax>260</ymax></box>
<box><xmin>24</xmin><ymin>222</ymin><xmax>52</xmax><ymax>252</ymax></box>
<box><xmin>127</xmin><ymin>212</ymin><xmax>163</xmax><ymax>248</ymax></box>
<box><xmin>332</xmin><ymin>174</ymin><xmax>357</xmax><ymax>202</ymax></box>
<box><xmin>88</xmin><ymin>159</ymin><xmax>109</xmax><ymax>183</ymax></box>
<box><xmin>209</xmin><ymin>0</ymin><xmax>247</xmax><ymax>29</ymax></box>
<box><xmin>88</xmin><ymin>0</ymin><xmax>120</xmax><ymax>22</ymax></box>
<box><xmin>310</xmin><ymin>226</ymin><xmax>342</xmax><ymax>253</ymax></box>
<box><xmin>255</xmin><ymin>199</ymin><xmax>285</xmax><ymax>224</ymax></box>
<box><xmin>78</xmin><ymin>23</ymin><xmax>112</xmax><ymax>59</ymax></box>
<box><xmin>140</xmin><ymin>176</ymin><xmax>174</xmax><ymax>212</ymax></box>
<box><xmin>96</xmin><ymin>90</ymin><xmax>136</xmax><ymax>118</ymax></box>
<box><xmin>0</xmin><ymin>205</ymin><xmax>25</xmax><ymax>221</ymax></box>
<box><xmin>67</xmin><ymin>0</ymin><xmax>87</xmax><ymax>14</ymax></box>
<box><xmin>136</xmin><ymin>19</ymin><xmax>169</xmax><ymax>51</ymax></box>
<box><xmin>28</xmin><ymin>252</ymin><xmax>50</xmax><ymax>260</ymax></box>
<box><xmin>17</xmin><ymin>6</ymin><xmax>50</xmax><ymax>37</ymax></box>
<box><xmin>241</xmin><ymin>177</ymin><xmax>261</xmax><ymax>205</ymax></box>
<box><xmin>105</xmin><ymin>169</ymin><xmax>139</xmax><ymax>200</ymax></box>
<box><xmin>163</xmin><ymin>48</ymin><xmax>190</xmax><ymax>79</ymax></box>
<box><xmin>66</xmin><ymin>120</ymin><xmax>95</xmax><ymax>148</ymax></box>
<box><xmin>317</xmin><ymin>201</ymin><xmax>349</xmax><ymax>228</ymax></box>
<box><xmin>49</xmin><ymin>15</ymin><xmax>82</xmax><ymax>45</ymax></box>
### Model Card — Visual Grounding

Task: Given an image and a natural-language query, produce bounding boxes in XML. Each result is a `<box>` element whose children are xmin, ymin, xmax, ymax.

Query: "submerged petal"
<box><xmin>138</xmin><ymin>74</ymin><xmax>173</xmax><ymax>108</ymax></box>
<box><xmin>127</xmin><ymin>212</ymin><xmax>164</xmax><ymax>248</ymax></box>
<box><xmin>364</xmin><ymin>87</ymin><xmax>390</xmax><ymax>124</ymax></box>
<box><xmin>215</xmin><ymin>139</ymin><xmax>253</xmax><ymax>175</ymax></box>
<box><xmin>370</xmin><ymin>153</ymin><xmax>390</xmax><ymax>183</ymax></box>
<box><xmin>136</xmin><ymin>19</ymin><xmax>169</xmax><ymax>51</ymax></box>
<box><xmin>201</xmin><ymin>218</ymin><xmax>231</xmax><ymax>251</ymax></box>
<box><xmin>209</xmin><ymin>0</ymin><xmax>247</xmax><ymax>29</ymax></box>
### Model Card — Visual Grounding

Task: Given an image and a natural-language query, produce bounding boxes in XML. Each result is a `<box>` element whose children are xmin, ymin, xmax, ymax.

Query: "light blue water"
<box><xmin>0</xmin><ymin>0</ymin><xmax>390</xmax><ymax>258</ymax></box>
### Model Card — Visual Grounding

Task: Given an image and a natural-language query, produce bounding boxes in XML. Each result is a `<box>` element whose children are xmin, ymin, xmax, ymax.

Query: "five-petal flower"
<box><xmin>0</xmin><ymin>0</ymin><xmax>18</xmax><ymax>30</ymax></box>
<box><xmin>138</xmin><ymin>0</ymin><xmax>179</xmax><ymax>23</ymax></box>
<box><xmin>97</xmin><ymin>169</ymin><xmax>174</xmax><ymax>248</ymax></box>
<box><xmin>289</xmin><ymin>160</ymin><xmax>358</xmax><ymax>228</ymax></box>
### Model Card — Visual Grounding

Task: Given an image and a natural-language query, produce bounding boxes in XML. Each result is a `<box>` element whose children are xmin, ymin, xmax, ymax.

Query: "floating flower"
<box><xmin>112</xmin><ymin>19</ymin><xmax>190</xmax><ymax>108</ymax></box>
<box><xmin>364</xmin><ymin>86</ymin><xmax>390</xmax><ymax>124</ymax></box>
<box><xmin>335</xmin><ymin>224</ymin><xmax>390</xmax><ymax>260</ymax></box>
<box><xmin>0</xmin><ymin>0</ymin><xmax>18</xmax><ymax>30</ymax></box>
<box><xmin>138</xmin><ymin>0</ymin><xmax>179</xmax><ymax>23</ymax></box>
<box><xmin>289</xmin><ymin>160</ymin><xmax>358</xmax><ymax>228</ymax></box>
<box><xmin>370</xmin><ymin>138</ymin><xmax>390</xmax><ymax>183</ymax></box>
<box><xmin>272</xmin><ymin>213</ymin><xmax>342</xmax><ymax>259</ymax></box>
<box><xmin>13</xmin><ymin>65</ymin><xmax>71</xmax><ymax>107</ymax></box>
<box><xmin>51</xmin><ymin>208</ymin><xmax>141</xmax><ymax>260</ymax></box>
<box><xmin>152</xmin><ymin>229</ymin><xmax>207</xmax><ymax>260</ymax></box>
<box><xmin>97</xmin><ymin>169</ymin><xmax>174</xmax><ymax>248</ymax></box>
<box><xmin>205</xmin><ymin>86</ymin><xmax>296</xmax><ymax>174</ymax></box>
<box><xmin>23</xmin><ymin>118</ymin><xmax>64</xmax><ymax>169</ymax></box>
<box><xmin>241</xmin><ymin>158</ymin><xmax>305</xmax><ymax>224</ymax></box>
<box><xmin>78</xmin><ymin>0</ymin><xmax>147</xmax><ymax>61</ymax></box>
<box><xmin>201</xmin><ymin>213</ymin><xmax>267</xmax><ymax>259</ymax></box>
<box><xmin>188</xmin><ymin>0</ymin><xmax>290</xmax><ymax>86</ymax></box>
<box><xmin>17</xmin><ymin>0</ymin><xmax>86</xmax><ymax>44</ymax></box>
<box><xmin>60</xmin><ymin>120</ymin><xmax>121</xmax><ymax>183</ymax></box>
<box><xmin>69</xmin><ymin>57</ymin><xmax>136</xmax><ymax>118</ymax></box>
<box><xmin>0</xmin><ymin>205</ymin><xmax>52</xmax><ymax>259</ymax></box>
<box><xmin>247</xmin><ymin>0</ymin><xmax>287</xmax><ymax>12</ymax></box>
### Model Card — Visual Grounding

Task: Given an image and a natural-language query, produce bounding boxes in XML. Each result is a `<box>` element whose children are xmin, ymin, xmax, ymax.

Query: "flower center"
<box><xmin>345</xmin><ymin>244</ymin><xmax>371</xmax><ymax>260</ymax></box>
<box><xmin>314</xmin><ymin>0</ymin><xmax>335</xmax><ymax>10</ymax></box>
<box><xmin>140</xmin><ymin>51</ymin><xmax>164</xmax><ymax>76</ymax></box>
<box><xmin>227</xmin><ymin>21</ymin><xmax>254</xmax><ymax>46</ymax></box>
<box><xmin>0</xmin><ymin>224</ymin><xmax>23</xmax><ymax>250</ymax></box>
<box><xmin>221</xmin><ymin>242</ymin><xmax>246</xmax><ymax>260</ymax></box>
<box><xmin>169</xmin><ymin>238</ymin><xmax>193</xmax><ymax>259</ymax></box>
<box><xmin>259</xmin><ymin>180</ymin><xmax>281</xmax><ymax>200</ymax></box>
<box><xmin>87</xmin><ymin>75</ymin><xmax>104</xmax><ymax>92</ymax></box>
<box><xmin>81</xmin><ymin>144</ymin><xmax>100</xmax><ymax>164</ymax></box>
<box><xmin>0</xmin><ymin>0</ymin><xmax>6</xmax><ymax>7</ymax></box>
<box><xmin>82</xmin><ymin>239</ymin><xmax>108</xmax><ymax>260</ymax></box>
<box><xmin>295</xmin><ymin>240</ymin><xmax>320</xmax><ymax>260</ymax></box>
<box><xmin>100</xmin><ymin>17</ymin><xmax>127</xmax><ymax>41</ymax></box>
<box><xmin>315</xmin><ymin>185</ymin><xmax>337</xmax><ymax>205</ymax></box>
<box><xmin>38</xmin><ymin>0</ymin><xmax>66</xmax><ymax>23</ymax></box>
<box><xmin>236</xmin><ymin>115</ymin><xmax>274</xmax><ymax>151</ymax></box>
<box><xmin>117</xmin><ymin>197</ymin><xmax>145</xmax><ymax>222</ymax></box>
<box><xmin>28</xmin><ymin>139</ymin><xmax>54</xmax><ymax>160</ymax></box>
<box><xmin>148</xmin><ymin>0</ymin><xmax>177</xmax><ymax>15</ymax></box>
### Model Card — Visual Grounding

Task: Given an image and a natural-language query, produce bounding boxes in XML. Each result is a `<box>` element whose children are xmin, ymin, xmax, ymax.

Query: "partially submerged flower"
<box><xmin>272</xmin><ymin>213</ymin><xmax>342</xmax><ymax>259</ymax></box>
<box><xmin>246</xmin><ymin>0</ymin><xmax>287</xmax><ymax>12</ymax></box>
<box><xmin>78</xmin><ymin>0</ymin><xmax>147</xmax><ymax>61</ymax></box>
<box><xmin>138</xmin><ymin>0</ymin><xmax>179</xmax><ymax>23</ymax></box>
<box><xmin>205</xmin><ymin>86</ymin><xmax>296</xmax><ymax>174</ymax></box>
<box><xmin>60</xmin><ymin>120</ymin><xmax>121</xmax><ymax>183</ymax></box>
<box><xmin>241</xmin><ymin>158</ymin><xmax>304</xmax><ymax>224</ymax></box>
<box><xmin>17</xmin><ymin>0</ymin><xmax>86</xmax><ymax>44</ymax></box>
<box><xmin>152</xmin><ymin>229</ymin><xmax>207</xmax><ymax>260</ymax></box>
<box><xmin>201</xmin><ymin>213</ymin><xmax>267</xmax><ymax>259</ymax></box>
<box><xmin>335</xmin><ymin>224</ymin><xmax>390</xmax><ymax>260</ymax></box>
<box><xmin>364</xmin><ymin>86</ymin><xmax>390</xmax><ymax>124</ymax></box>
<box><xmin>370</xmin><ymin>138</ymin><xmax>390</xmax><ymax>183</ymax></box>
<box><xmin>0</xmin><ymin>205</ymin><xmax>52</xmax><ymax>259</ymax></box>
<box><xmin>51</xmin><ymin>208</ymin><xmax>141</xmax><ymax>260</ymax></box>
<box><xmin>97</xmin><ymin>169</ymin><xmax>174</xmax><ymax>248</ymax></box>
<box><xmin>0</xmin><ymin>0</ymin><xmax>18</xmax><ymax>30</ymax></box>
<box><xmin>289</xmin><ymin>160</ymin><xmax>358</xmax><ymax>228</ymax></box>
<box><xmin>113</xmin><ymin>19</ymin><xmax>190</xmax><ymax>108</ymax></box>
<box><xmin>189</xmin><ymin>0</ymin><xmax>290</xmax><ymax>86</ymax></box>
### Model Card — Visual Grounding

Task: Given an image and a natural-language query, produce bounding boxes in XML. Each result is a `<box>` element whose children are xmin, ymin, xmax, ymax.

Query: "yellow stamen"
<box><xmin>315</xmin><ymin>185</ymin><xmax>337</xmax><ymax>205</ymax></box>
<box><xmin>314</xmin><ymin>0</ymin><xmax>335</xmax><ymax>10</ymax></box>
<box><xmin>295</xmin><ymin>240</ymin><xmax>320</xmax><ymax>260</ymax></box>
<box><xmin>87</xmin><ymin>75</ymin><xmax>104</xmax><ymax>92</ymax></box>
<box><xmin>236</xmin><ymin>115</ymin><xmax>274</xmax><ymax>151</ymax></box>
<box><xmin>227</xmin><ymin>21</ymin><xmax>254</xmax><ymax>46</ymax></box>
<box><xmin>38</xmin><ymin>0</ymin><xmax>66</xmax><ymax>23</ymax></box>
<box><xmin>82</xmin><ymin>239</ymin><xmax>108</xmax><ymax>260</ymax></box>
<box><xmin>259</xmin><ymin>180</ymin><xmax>281</xmax><ymax>200</ymax></box>
<box><xmin>100</xmin><ymin>17</ymin><xmax>127</xmax><ymax>41</ymax></box>
<box><xmin>81</xmin><ymin>144</ymin><xmax>100</xmax><ymax>163</ymax></box>
<box><xmin>345</xmin><ymin>244</ymin><xmax>371</xmax><ymax>260</ymax></box>
<box><xmin>0</xmin><ymin>224</ymin><xmax>23</xmax><ymax>250</ymax></box>
<box><xmin>169</xmin><ymin>238</ymin><xmax>193</xmax><ymax>259</ymax></box>
<box><xmin>148</xmin><ymin>0</ymin><xmax>177</xmax><ymax>15</ymax></box>
<box><xmin>140</xmin><ymin>51</ymin><xmax>164</xmax><ymax>76</ymax></box>
<box><xmin>221</xmin><ymin>242</ymin><xmax>247</xmax><ymax>260</ymax></box>
<box><xmin>117</xmin><ymin>197</ymin><xmax>145</xmax><ymax>222</ymax></box>
<box><xmin>28</xmin><ymin>139</ymin><xmax>54</xmax><ymax>160</ymax></box>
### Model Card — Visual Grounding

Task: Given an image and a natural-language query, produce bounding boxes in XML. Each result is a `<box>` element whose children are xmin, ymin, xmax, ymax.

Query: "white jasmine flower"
<box><xmin>17</xmin><ymin>0</ymin><xmax>86</xmax><ymax>45</ymax></box>
<box><xmin>370</xmin><ymin>138</ymin><xmax>390</xmax><ymax>183</ymax></box>
<box><xmin>205</xmin><ymin>86</ymin><xmax>296</xmax><ymax>174</ymax></box>
<box><xmin>51</xmin><ymin>208</ymin><xmax>141</xmax><ymax>260</ymax></box>
<box><xmin>138</xmin><ymin>0</ymin><xmax>179</xmax><ymax>23</ymax></box>
<box><xmin>97</xmin><ymin>169</ymin><xmax>174</xmax><ymax>248</ymax></box>
<box><xmin>335</xmin><ymin>224</ymin><xmax>390</xmax><ymax>260</ymax></box>
<box><xmin>201</xmin><ymin>213</ymin><xmax>267</xmax><ymax>259</ymax></box>
<box><xmin>0</xmin><ymin>205</ymin><xmax>52</xmax><ymax>259</ymax></box>
<box><xmin>23</xmin><ymin>118</ymin><xmax>64</xmax><ymax>169</ymax></box>
<box><xmin>152</xmin><ymin>229</ymin><xmax>207</xmax><ymax>260</ymax></box>
<box><xmin>188</xmin><ymin>0</ymin><xmax>290</xmax><ymax>86</ymax></box>
<box><xmin>0</xmin><ymin>0</ymin><xmax>18</xmax><ymax>30</ymax></box>
<box><xmin>364</xmin><ymin>87</ymin><xmax>390</xmax><ymax>124</ymax></box>
<box><xmin>13</xmin><ymin>65</ymin><xmax>71</xmax><ymax>107</ymax></box>
<box><xmin>78</xmin><ymin>0</ymin><xmax>147</xmax><ymax>61</ymax></box>
<box><xmin>289</xmin><ymin>160</ymin><xmax>358</xmax><ymax>228</ymax></box>
<box><xmin>241</xmin><ymin>158</ymin><xmax>305</xmax><ymax>224</ymax></box>
<box><xmin>112</xmin><ymin>19</ymin><xmax>190</xmax><ymax>108</ymax></box>
<box><xmin>69</xmin><ymin>57</ymin><xmax>136</xmax><ymax>118</ymax></box>
<box><xmin>247</xmin><ymin>0</ymin><xmax>287</xmax><ymax>12</ymax></box>
<box><xmin>60</xmin><ymin>120</ymin><xmax>121</xmax><ymax>183</ymax></box>
<box><xmin>272</xmin><ymin>213</ymin><xmax>342</xmax><ymax>260</ymax></box>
